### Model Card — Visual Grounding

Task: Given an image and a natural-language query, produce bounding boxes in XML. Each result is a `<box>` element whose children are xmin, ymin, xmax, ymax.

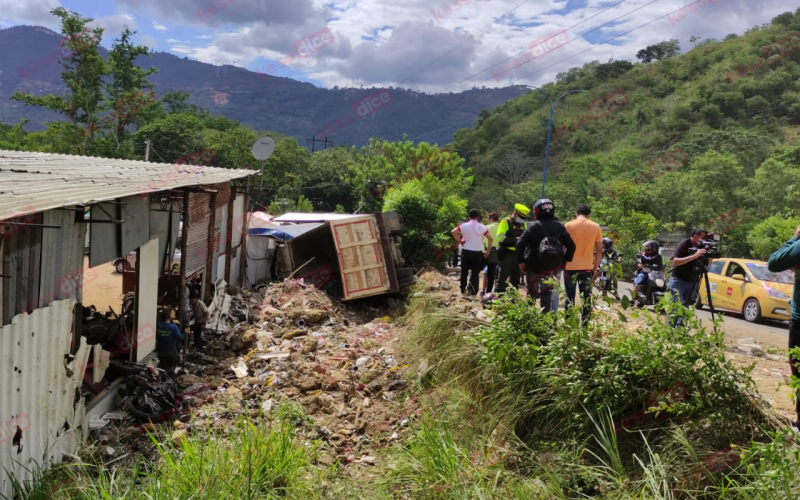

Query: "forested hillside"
<box><xmin>452</xmin><ymin>9</ymin><xmax>800</xmax><ymax>263</ymax></box>
<box><xmin>0</xmin><ymin>25</ymin><xmax>524</xmax><ymax>148</ymax></box>
<box><xmin>6</xmin><ymin>7</ymin><xmax>800</xmax><ymax>269</ymax></box>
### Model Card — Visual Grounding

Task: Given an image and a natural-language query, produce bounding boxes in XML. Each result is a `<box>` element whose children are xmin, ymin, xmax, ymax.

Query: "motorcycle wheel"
<box><xmin>125</xmin><ymin>394</ymin><xmax>165</xmax><ymax>422</ymax></box>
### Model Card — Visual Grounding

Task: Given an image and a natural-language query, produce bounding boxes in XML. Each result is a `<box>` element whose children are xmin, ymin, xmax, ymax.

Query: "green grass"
<box><xmin>23</xmin><ymin>407</ymin><xmax>319</xmax><ymax>500</ymax></box>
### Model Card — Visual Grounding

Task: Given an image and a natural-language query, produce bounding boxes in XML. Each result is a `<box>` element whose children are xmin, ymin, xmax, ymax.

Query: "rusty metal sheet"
<box><xmin>0</xmin><ymin>300</ymin><xmax>91</xmax><ymax>498</ymax></box>
<box><xmin>214</xmin><ymin>183</ymin><xmax>231</xmax><ymax>208</ymax></box>
<box><xmin>2</xmin><ymin>214</ymin><xmax>43</xmax><ymax>323</ymax></box>
<box><xmin>185</xmin><ymin>193</ymin><xmax>211</xmax><ymax>277</ymax></box>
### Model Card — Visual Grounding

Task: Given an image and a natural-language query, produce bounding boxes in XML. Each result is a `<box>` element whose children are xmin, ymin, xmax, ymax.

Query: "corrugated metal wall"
<box><xmin>0</xmin><ymin>300</ymin><xmax>91</xmax><ymax>498</ymax></box>
<box><xmin>40</xmin><ymin>210</ymin><xmax>86</xmax><ymax>309</ymax></box>
<box><xmin>185</xmin><ymin>193</ymin><xmax>211</xmax><ymax>277</ymax></box>
<box><xmin>2</xmin><ymin>214</ymin><xmax>43</xmax><ymax>323</ymax></box>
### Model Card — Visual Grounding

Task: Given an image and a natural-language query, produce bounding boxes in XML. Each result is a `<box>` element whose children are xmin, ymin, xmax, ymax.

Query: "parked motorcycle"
<box><xmin>114</xmin><ymin>362</ymin><xmax>180</xmax><ymax>422</ymax></box>
<box><xmin>635</xmin><ymin>264</ymin><xmax>667</xmax><ymax>309</ymax></box>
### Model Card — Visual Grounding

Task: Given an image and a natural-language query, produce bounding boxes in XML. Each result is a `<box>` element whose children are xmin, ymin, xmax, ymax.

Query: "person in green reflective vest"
<box><xmin>481</xmin><ymin>213</ymin><xmax>501</xmax><ymax>296</ymax></box>
<box><xmin>495</xmin><ymin>204</ymin><xmax>530</xmax><ymax>294</ymax></box>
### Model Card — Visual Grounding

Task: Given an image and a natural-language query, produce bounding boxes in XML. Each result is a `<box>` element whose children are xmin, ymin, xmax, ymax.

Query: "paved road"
<box><xmin>616</xmin><ymin>281</ymin><xmax>789</xmax><ymax>349</ymax></box>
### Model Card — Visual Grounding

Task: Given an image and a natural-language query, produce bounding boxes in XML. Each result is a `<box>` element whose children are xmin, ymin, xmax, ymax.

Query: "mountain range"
<box><xmin>0</xmin><ymin>25</ymin><xmax>527</xmax><ymax>147</ymax></box>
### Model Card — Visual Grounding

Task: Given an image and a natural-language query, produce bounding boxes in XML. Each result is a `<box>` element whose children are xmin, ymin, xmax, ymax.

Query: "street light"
<box><xmin>524</xmin><ymin>85</ymin><xmax>588</xmax><ymax>198</ymax></box>
<box><xmin>454</xmin><ymin>149</ymin><xmax>475</xmax><ymax>163</ymax></box>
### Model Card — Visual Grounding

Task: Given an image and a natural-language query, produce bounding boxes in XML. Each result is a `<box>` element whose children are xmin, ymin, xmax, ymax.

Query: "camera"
<box><xmin>694</xmin><ymin>233</ymin><xmax>721</xmax><ymax>261</ymax></box>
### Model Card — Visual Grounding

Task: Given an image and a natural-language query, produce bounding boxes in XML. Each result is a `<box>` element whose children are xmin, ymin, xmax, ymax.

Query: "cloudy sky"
<box><xmin>0</xmin><ymin>0</ymin><xmax>794</xmax><ymax>93</ymax></box>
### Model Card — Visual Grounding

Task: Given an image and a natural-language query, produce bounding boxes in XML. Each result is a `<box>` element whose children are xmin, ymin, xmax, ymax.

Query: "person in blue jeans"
<box><xmin>669</xmin><ymin>228</ymin><xmax>709</xmax><ymax>327</ymax></box>
<box><xmin>563</xmin><ymin>205</ymin><xmax>602</xmax><ymax>323</ymax></box>
<box><xmin>767</xmin><ymin>223</ymin><xmax>800</xmax><ymax>426</ymax></box>
<box><xmin>634</xmin><ymin>240</ymin><xmax>663</xmax><ymax>301</ymax></box>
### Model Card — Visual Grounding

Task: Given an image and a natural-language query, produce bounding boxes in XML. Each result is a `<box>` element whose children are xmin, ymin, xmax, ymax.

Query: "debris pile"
<box><xmin>99</xmin><ymin>275</ymin><xmax>426</xmax><ymax>467</ymax></box>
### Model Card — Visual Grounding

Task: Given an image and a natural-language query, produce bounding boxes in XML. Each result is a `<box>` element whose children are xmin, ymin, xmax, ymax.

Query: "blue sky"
<box><xmin>0</xmin><ymin>0</ymin><xmax>794</xmax><ymax>92</ymax></box>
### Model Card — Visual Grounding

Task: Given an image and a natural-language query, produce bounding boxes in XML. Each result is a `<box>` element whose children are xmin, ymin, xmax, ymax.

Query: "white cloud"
<box><xmin>91</xmin><ymin>14</ymin><xmax>136</xmax><ymax>36</ymax></box>
<box><xmin>0</xmin><ymin>0</ymin><xmax>62</xmax><ymax>29</ymax></box>
<box><xmin>0</xmin><ymin>0</ymin><xmax>790</xmax><ymax>93</ymax></box>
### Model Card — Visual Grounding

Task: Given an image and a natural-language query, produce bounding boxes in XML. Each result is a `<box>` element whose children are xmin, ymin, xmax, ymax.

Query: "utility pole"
<box><xmin>144</xmin><ymin>139</ymin><xmax>151</xmax><ymax>161</ymax></box>
<box><xmin>306</xmin><ymin>130</ymin><xmax>332</xmax><ymax>152</ymax></box>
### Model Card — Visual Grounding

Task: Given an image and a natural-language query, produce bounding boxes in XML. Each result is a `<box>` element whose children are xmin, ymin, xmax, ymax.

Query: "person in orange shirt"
<box><xmin>564</xmin><ymin>205</ymin><xmax>603</xmax><ymax>323</ymax></box>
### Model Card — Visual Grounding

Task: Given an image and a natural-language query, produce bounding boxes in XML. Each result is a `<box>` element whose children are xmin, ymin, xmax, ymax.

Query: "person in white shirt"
<box><xmin>451</xmin><ymin>209</ymin><xmax>492</xmax><ymax>295</ymax></box>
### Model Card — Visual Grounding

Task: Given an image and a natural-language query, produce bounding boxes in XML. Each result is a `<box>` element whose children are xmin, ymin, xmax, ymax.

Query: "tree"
<box><xmin>594</xmin><ymin>60</ymin><xmax>634</xmax><ymax>81</ymax></box>
<box><xmin>10</xmin><ymin>8</ymin><xmax>106</xmax><ymax>154</ymax></box>
<box><xmin>105</xmin><ymin>27</ymin><xmax>157</xmax><ymax>150</ymax></box>
<box><xmin>133</xmin><ymin>114</ymin><xmax>205</xmax><ymax>162</ymax></box>
<box><xmin>636</xmin><ymin>40</ymin><xmax>680</xmax><ymax>63</ymax></box>
<box><xmin>690</xmin><ymin>36</ymin><xmax>701</xmax><ymax>47</ymax></box>
<box><xmin>493</xmin><ymin>150</ymin><xmax>537</xmax><ymax>185</ymax></box>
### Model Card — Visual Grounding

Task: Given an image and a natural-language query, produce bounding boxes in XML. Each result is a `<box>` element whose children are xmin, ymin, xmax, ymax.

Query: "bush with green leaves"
<box><xmin>475</xmin><ymin>291</ymin><xmax>763</xmax><ymax>442</ymax></box>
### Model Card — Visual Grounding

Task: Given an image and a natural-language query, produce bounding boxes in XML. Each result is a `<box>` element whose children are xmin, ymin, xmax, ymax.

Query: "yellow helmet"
<box><xmin>514</xmin><ymin>203</ymin><xmax>531</xmax><ymax>217</ymax></box>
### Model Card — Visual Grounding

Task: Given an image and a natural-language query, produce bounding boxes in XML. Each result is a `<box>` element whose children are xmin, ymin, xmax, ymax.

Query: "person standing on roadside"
<box><xmin>481</xmin><ymin>213</ymin><xmax>501</xmax><ymax>296</ymax></box>
<box><xmin>517</xmin><ymin>199</ymin><xmax>575</xmax><ymax>312</ymax></box>
<box><xmin>189</xmin><ymin>291</ymin><xmax>209</xmax><ymax>350</ymax></box>
<box><xmin>496</xmin><ymin>204</ymin><xmax>530</xmax><ymax>294</ymax></box>
<box><xmin>451</xmin><ymin>209</ymin><xmax>492</xmax><ymax>296</ymax></box>
<box><xmin>669</xmin><ymin>228</ymin><xmax>709</xmax><ymax>326</ymax></box>
<box><xmin>564</xmin><ymin>205</ymin><xmax>602</xmax><ymax>323</ymax></box>
<box><xmin>767</xmin><ymin>224</ymin><xmax>800</xmax><ymax>426</ymax></box>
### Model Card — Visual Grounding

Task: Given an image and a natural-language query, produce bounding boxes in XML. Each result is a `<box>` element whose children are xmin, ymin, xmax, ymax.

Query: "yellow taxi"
<box><xmin>697</xmin><ymin>258</ymin><xmax>793</xmax><ymax>323</ymax></box>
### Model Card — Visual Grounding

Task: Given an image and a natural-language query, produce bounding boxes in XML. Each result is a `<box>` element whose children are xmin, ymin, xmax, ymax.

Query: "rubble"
<box><xmin>97</xmin><ymin>269</ymin><xmax>440</xmax><ymax>468</ymax></box>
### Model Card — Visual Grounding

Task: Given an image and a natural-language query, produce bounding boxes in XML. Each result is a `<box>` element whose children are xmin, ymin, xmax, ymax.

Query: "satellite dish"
<box><xmin>252</xmin><ymin>137</ymin><xmax>275</xmax><ymax>161</ymax></box>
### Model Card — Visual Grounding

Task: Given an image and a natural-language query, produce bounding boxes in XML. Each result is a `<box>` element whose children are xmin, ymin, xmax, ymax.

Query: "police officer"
<box><xmin>495</xmin><ymin>203</ymin><xmax>530</xmax><ymax>294</ymax></box>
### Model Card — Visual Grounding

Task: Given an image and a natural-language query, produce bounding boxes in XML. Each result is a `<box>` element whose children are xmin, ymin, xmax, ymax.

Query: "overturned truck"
<box><xmin>246</xmin><ymin>211</ymin><xmax>412</xmax><ymax>300</ymax></box>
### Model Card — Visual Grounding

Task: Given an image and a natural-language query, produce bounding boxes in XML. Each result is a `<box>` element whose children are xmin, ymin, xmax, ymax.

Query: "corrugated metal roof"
<box><xmin>0</xmin><ymin>150</ymin><xmax>257</xmax><ymax>219</ymax></box>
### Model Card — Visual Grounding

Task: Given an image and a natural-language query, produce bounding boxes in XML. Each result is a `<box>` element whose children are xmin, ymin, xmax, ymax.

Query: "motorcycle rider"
<box><xmin>602</xmin><ymin>237</ymin><xmax>622</xmax><ymax>297</ymax></box>
<box><xmin>496</xmin><ymin>204</ymin><xmax>530</xmax><ymax>294</ymax></box>
<box><xmin>603</xmin><ymin>238</ymin><xmax>622</xmax><ymax>263</ymax></box>
<box><xmin>633</xmin><ymin>240</ymin><xmax>663</xmax><ymax>299</ymax></box>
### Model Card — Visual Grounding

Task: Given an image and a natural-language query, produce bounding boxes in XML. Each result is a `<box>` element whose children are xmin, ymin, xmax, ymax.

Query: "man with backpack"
<box><xmin>516</xmin><ymin>199</ymin><xmax>575</xmax><ymax>312</ymax></box>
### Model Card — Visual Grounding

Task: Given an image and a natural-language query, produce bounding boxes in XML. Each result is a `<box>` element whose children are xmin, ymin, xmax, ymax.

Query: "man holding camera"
<box><xmin>669</xmin><ymin>228</ymin><xmax>710</xmax><ymax>326</ymax></box>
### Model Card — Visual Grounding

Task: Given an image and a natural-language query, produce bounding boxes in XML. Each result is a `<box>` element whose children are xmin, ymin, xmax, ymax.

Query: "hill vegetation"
<box><xmin>6</xmin><ymin>8</ymin><xmax>800</xmax><ymax>270</ymax></box>
<box><xmin>451</xmin><ymin>9</ymin><xmax>800</xmax><ymax>265</ymax></box>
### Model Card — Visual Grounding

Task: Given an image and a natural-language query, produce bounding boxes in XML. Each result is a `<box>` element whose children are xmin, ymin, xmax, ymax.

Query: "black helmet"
<box><xmin>533</xmin><ymin>199</ymin><xmax>555</xmax><ymax>219</ymax></box>
<box><xmin>643</xmin><ymin>240</ymin><xmax>659</xmax><ymax>255</ymax></box>
<box><xmin>602</xmin><ymin>237</ymin><xmax>613</xmax><ymax>249</ymax></box>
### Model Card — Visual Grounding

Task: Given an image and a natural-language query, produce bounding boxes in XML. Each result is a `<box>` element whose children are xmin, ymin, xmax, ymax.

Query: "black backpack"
<box><xmin>532</xmin><ymin>221</ymin><xmax>565</xmax><ymax>271</ymax></box>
